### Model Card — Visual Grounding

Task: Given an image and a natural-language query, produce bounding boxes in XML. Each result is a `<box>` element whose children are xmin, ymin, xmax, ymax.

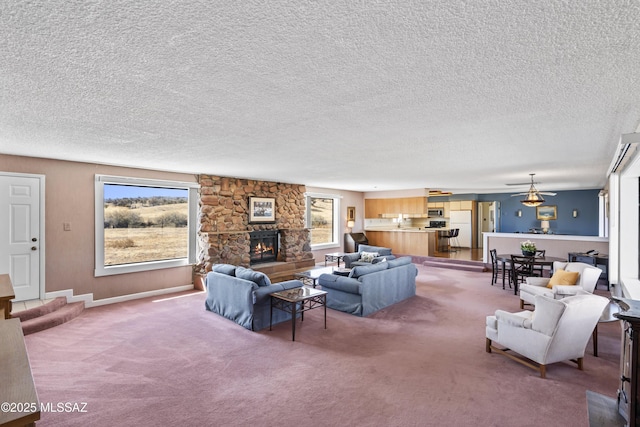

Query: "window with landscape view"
<box><xmin>94</xmin><ymin>176</ymin><xmax>198</xmax><ymax>276</ymax></box>
<box><xmin>306</xmin><ymin>194</ymin><xmax>340</xmax><ymax>249</ymax></box>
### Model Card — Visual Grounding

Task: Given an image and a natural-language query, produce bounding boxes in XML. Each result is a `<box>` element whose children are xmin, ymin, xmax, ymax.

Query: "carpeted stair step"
<box><xmin>413</xmin><ymin>255</ymin><xmax>488</xmax><ymax>273</ymax></box>
<box><xmin>16</xmin><ymin>300</ymin><xmax>85</xmax><ymax>335</ymax></box>
<box><xmin>422</xmin><ymin>260</ymin><xmax>487</xmax><ymax>273</ymax></box>
<box><xmin>11</xmin><ymin>297</ymin><xmax>67</xmax><ymax>322</ymax></box>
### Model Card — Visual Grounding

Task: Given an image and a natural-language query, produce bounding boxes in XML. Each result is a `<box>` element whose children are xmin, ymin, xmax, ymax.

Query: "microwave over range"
<box><xmin>427</xmin><ymin>209</ymin><xmax>443</xmax><ymax>217</ymax></box>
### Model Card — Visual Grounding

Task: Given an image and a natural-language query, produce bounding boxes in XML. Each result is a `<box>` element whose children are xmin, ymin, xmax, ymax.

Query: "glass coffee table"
<box><xmin>294</xmin><ymin>266</ymin><xmax>351</xmax><ymax>288</ymax></box>
<box><xmin>270</xmin><ymin>286</ymin><xmax>327</xmax><ymax>341</ymax></box>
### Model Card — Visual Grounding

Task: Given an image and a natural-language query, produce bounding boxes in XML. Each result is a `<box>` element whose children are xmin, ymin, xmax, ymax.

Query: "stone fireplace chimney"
<box><xmin>196</xmin><ymin>175</ymin><xmax>313</xmax><ymax>272</ymax></box>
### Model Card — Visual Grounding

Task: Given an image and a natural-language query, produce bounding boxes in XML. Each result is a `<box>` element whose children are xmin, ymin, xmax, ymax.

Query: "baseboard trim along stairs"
<box><xmin>11</xmin><ymin>297</ymin><xmax>85</xmax><ymax>335</ymax></box>
<box><xmin>410</xmin><ymin>255</ymin><xmax>488</xmax><ymax>273</ymax></box>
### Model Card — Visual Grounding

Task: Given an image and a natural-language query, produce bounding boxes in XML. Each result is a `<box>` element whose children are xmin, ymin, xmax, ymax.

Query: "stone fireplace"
<box><xmin>249</xmin><ymin>230</ymin><xmax>279</xmax><ymax>265</ymax></box>
<box><xmin>196</xmin><ymin>175</ymin><xmax>314</xmax><ymax>273</ymax></box>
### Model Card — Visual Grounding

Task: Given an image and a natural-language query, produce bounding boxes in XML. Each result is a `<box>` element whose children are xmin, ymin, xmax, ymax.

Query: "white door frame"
<box><xmin>0</xmin><ymin>172</ymin><xmax>46</xmax><ymax>300</ymax></box>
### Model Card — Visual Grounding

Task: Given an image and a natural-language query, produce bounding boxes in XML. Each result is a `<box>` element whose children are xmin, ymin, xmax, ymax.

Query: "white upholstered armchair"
<box><xmin>486</xmin><ymin>294</ymin><xmax>608</xmax><ymax>378</ymax></box>
<box><xmin>519</xmin><ymin>261</ymin><xmax>602</xmax><ymax>309</ymax></box>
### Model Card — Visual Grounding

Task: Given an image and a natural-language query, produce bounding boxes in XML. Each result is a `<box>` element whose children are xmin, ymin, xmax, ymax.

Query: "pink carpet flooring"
<box><xmin>24</xmin><ymin>265</ymin><xmax>621</xmax><ymax>426</ymax></box>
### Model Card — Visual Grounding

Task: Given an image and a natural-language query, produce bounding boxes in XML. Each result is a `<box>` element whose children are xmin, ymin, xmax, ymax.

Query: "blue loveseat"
<box><xmin>318</xmin><ymin>256</ymin><xmax>417</xmax><ymax>316</ymax></box>
<box><xmin>342</xmin><ymin>244</ymin><xmax>395</xmax><ymax>268</ymax></box>
<box><xmin>204</xmin><ymin>264</ymin><xmax>303</xmax><ymax>331</ymax></box>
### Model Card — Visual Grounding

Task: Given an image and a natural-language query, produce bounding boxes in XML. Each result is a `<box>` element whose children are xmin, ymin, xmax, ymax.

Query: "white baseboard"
<box><xmin>45</xmin><ymin>284</ymin><xmax>195</xmax><ymax>308</ymax></box>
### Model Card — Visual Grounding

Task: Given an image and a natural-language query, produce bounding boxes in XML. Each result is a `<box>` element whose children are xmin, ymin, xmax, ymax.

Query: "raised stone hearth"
<box><xmin>196</xmin><ymin>175</ymin><xmax>313</xmax><ymax>273</ymax></box>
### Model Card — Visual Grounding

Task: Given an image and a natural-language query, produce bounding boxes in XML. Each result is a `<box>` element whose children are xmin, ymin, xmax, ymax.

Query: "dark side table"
<box><xmin>324</xmin><ymin>252</ymin><xmax>348</xmax><ymax>267</ymax></box>
<box><xmin>270</xmin><ymin>286</ymin><xmax>327</xmax><ymax>341</ymax></box>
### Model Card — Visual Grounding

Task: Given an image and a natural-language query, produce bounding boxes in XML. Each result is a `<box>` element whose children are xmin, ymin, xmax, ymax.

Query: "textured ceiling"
<box><xmin>1</xmin><ymin>1</ymin><xmax>640</xmax><ymax>193</ymax></box>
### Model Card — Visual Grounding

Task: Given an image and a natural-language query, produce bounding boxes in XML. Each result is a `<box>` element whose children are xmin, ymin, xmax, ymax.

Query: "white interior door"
<box><xmin>0</xmin><ymin>175</ymin><xmax>42</xmax><ymax>301</ymax></box>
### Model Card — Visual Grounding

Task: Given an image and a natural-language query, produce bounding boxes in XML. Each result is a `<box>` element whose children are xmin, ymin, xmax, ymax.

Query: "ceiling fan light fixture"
<box><xmin>518</xmin><ymin>173</ymin><xmax>548</xmax><ymax>207</ymax></box>
<box><xmin>521</xmin><ymin>192</ymin><xmax>545</xmax><ymax>207</ymax></box>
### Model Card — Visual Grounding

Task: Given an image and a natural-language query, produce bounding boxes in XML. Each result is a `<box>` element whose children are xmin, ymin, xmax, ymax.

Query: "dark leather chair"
<box><xmin>449</xmin><ymin>228</ymin><xmax>460</xmax><ymax>252</ymax></box>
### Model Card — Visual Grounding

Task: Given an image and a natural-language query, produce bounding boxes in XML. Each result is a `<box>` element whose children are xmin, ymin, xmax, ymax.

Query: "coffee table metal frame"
<box><xmin>270</xmin><ymin>286</ymin><xmax>327</xmax><ymax>341</ymax></box>
<box><xmin>294</xmin><ymin>266</ymin><xmax>351</xmax><ymax>288</ymax></box>
<box><xmin>324</xmin><ymin>252</ymin><xmax>348</xmax><ymax>267</ymax></box>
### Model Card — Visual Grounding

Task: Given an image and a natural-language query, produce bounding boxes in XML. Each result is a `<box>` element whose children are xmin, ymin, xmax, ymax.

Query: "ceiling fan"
<box><xmin>510</xmin><ymin>174</ymin><xmax>557</xmax><ymax>207</ymax></box>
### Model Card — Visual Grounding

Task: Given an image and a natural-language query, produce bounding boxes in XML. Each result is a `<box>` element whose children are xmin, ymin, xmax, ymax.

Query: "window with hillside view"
<box><xmin>307</xmin><ymin>194</ymin><xmax>340</xmax><ymax>248</ymax></box>
<box><xmin>95</xmin><ymin>176</ymin><xmax>198</xmax><ymax>276</ymax></box>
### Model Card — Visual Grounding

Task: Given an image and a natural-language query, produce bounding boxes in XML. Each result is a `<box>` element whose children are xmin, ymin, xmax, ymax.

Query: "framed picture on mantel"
<box><xmin>536</xmin><ymin>205</ymin><xmax>557</xmax><ymax>220</ymax></box>
<box><xmin>249</xmin><ymin>197</ymin><xmax>275</xmax><ymax>223</ymax></box>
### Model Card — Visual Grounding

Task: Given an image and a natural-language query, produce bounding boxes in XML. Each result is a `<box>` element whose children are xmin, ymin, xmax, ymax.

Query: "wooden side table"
<box><xmin>0</xmin><ymin>319</ymin><xmax>41</xmax><ymax>427</ymax></box>
<box><xmin>0</xmin><ymin>274</ymin><xmax>15</xmax><ymax>319</ymax></box>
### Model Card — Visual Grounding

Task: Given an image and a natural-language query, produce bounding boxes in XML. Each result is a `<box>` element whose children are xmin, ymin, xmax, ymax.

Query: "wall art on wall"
<box><xmin>536</xmin><ymin>205</ymin><xmax>557</xmax><ymax>220</ymax></box>
<box><xmin>249</xmin><ymin>197</ymin><xmax>276</xmax><ymax>223</ymax></box>
<box><xmin>347</xmin><ymin>206</ymin><xmax>356</xmax><ymax>221</ymax></box>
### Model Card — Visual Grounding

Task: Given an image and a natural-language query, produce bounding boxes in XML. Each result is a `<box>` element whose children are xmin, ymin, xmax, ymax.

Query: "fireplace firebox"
<box><xmin>249</xmin><ymin>230</ymin><xmax>279</xmax><ymax>265</ymax></box>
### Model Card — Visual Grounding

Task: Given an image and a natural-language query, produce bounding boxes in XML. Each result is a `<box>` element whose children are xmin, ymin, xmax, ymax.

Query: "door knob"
<box><xmin>32</xmin><ymin>237</ymin><xmax>37</xmax><ymax>242</ymax></box>
<box><xmin>31</xmin><ymin>246</ymin><xmax>37</xmax><ymax>251</ymax></box>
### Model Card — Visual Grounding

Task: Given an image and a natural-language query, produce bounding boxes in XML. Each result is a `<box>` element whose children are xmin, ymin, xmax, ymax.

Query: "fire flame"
<box><xmin>253</xmin><ymin>242</ymin><xmax>274</xmax><ymax>255</ymax></box>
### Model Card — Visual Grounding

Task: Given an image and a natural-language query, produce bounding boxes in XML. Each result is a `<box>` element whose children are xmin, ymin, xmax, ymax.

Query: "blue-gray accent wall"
<box><xmin>431</xmin><ymin>189</ymin><xmax>600</xmax><ymax>236</ymax></box>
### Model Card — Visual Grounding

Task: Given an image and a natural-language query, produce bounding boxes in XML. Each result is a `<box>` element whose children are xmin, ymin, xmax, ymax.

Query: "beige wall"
<box><xmin>0</xmin><ymin>154</ymin><xmax>196</xmax><ymax>301</ymax></box>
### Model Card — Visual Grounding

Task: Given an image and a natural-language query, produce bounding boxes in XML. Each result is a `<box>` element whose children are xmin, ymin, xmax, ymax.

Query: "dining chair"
<box><xmin>510</xmin><ymin>255</ymin><xmax>538</xmax><ymax>294</ymax></box>
<box><xmin>534</xmin><ymin>249</ymin><xmax>546</xmax><ymax>276</ymax></box>
<box><xmin>490</xmin><ymin>249</ymin><xmax>511</xmax><ymax>289</ymax></box>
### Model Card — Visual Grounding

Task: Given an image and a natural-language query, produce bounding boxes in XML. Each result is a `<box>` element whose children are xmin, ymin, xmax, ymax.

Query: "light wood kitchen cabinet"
<box><xmin>449</xmin><ymin>200</ymin><xmax>473</xmax><ymax>211</ymax></box>
<box><xmin>364</xmin><ymin>198</ymin><xmax>382</xmax><ymax>218</ymax></box>
<box><xmin>364</xmin><ymin>197</ymin><xmax>427</xmax><ymax>217</ymax></box>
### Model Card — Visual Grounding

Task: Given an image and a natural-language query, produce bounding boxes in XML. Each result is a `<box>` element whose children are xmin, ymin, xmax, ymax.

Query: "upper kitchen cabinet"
<box><xmin>364</xmin><ymin>197</ymin><xmax>428</xmax><ymax>217</ymax></box>
<box><xmin>364</xmin><ymin>198</ymin><xmax>383</xmax><ymax>218</ymax></box>
<box><xmin>449</xmin><ymin>200</ymin><xmax>474</xmax><ymax>211</ymax></box>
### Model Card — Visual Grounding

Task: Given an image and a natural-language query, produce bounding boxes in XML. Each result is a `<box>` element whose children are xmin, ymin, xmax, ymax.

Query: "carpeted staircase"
<box><xmin>11</xmin><ymin>297</ymin><xmax>85</xmax><ymax>335</ymax></box>
<box><xmin>413</xmin><ymin>255</ymin><xmax>488</xmax><ymax>273</ymax></box>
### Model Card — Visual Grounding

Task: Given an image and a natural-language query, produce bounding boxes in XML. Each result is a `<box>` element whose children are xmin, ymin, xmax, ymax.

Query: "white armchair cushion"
<box><xmin>553</xmin><ymin>284</ymin><xmax>587</xmax><ymax>296</ymax></box>
<box><xmin>495</xmin><ymin>310</ymin><xmax>532</xmax><ymax>328</ymax></box>
<box><xmin>525</xmin><ymin>277</ymin><xmax>550</xmax><ymax>287</ymax></box>
<box><xmin>531</xmin><ymin>295</ymin><xmax>566</xmax><ymax>336</ymax></box>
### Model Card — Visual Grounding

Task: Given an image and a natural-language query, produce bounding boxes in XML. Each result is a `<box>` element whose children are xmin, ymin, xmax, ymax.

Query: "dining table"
<box><xmin>497</xmin><ymin>254</ymin><xmax>567</xmax><ymax>295</ymax></box>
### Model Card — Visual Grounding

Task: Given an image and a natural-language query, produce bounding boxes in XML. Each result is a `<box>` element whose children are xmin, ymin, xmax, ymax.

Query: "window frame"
<box><xmin>94</xmin><ymin>175</ymin><xmax>199</xmax><ymax>277</ymax></box>
<box><xmin>305</xmin><ymin>192</ymin><xmax>341</xmax><ymax>250</ymax></box>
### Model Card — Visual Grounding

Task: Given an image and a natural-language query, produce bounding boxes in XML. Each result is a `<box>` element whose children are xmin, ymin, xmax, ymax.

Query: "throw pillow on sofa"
<box><xmin>235</xmin><ymin>266</ymin><xmax>272</xmax><ymax>287</ymax></box>
<box><xmin>360</xmin><ymin>251</ymin><xmax>379</xmax><ymax>263</ymax></box>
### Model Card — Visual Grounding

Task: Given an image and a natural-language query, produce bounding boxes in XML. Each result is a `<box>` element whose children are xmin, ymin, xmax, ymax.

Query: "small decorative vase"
<box><xmin>522</xmin><ymin>250</ymin><xmax>535</xmax><ymax>256</ymax></box>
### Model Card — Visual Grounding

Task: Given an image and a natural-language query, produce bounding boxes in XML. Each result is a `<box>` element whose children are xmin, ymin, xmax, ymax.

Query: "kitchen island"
<box><xmin>364</xmin><ymin>228</ymin><xmax>442</xmax><ymax>257</ymax></box>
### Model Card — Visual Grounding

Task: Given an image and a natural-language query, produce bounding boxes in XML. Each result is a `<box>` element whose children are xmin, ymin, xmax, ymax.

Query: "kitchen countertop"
<box><xmin>364</xmin><ymin>228</ymin><xmax>445</xmax><ymax>233</ymax></box>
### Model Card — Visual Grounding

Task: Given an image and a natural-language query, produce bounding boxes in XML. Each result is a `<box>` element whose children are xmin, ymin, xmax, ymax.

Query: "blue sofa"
<box><xmin>204</xmin><ymin>264</ymin><xmax>303</xmax><ymax>331</ymax></box>
<box><xmin>342</xmin><ymin>244</ymin><xmax>395</xmax><ymax>268</ymax></box>
<box><xmin>318</xmin><ymin>256</ymin><xmax>417</xmax><ymax>316</ymax></box>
